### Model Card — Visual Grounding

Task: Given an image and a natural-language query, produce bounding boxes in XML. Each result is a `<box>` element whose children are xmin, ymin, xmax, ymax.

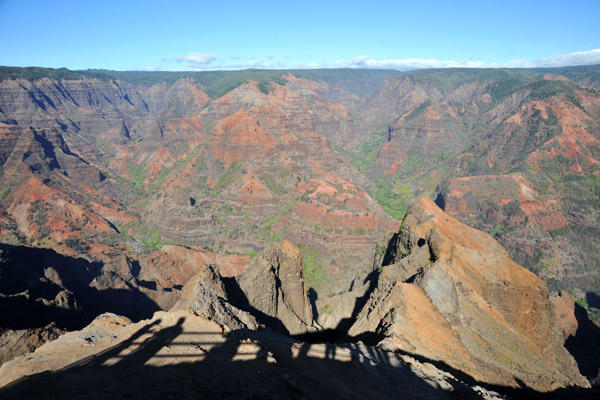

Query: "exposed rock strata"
<box><xmin>0</xmin><ymin>324</ymin><xmax>63</xmax><ymax>367</ymax></box>
<box><xmin>233</xmin><ymin>240</ymin><xmax>317</xmax><ymax>335</ymax></box>
<box><xmin>349</xmin><ymin>197</ymin><xmax>588</xmax><ymax>391</ymax></box>
<box><xmin>171</xmin><ymin>263</ymin><xmax>258</xmax><ymax>331</ymax></box>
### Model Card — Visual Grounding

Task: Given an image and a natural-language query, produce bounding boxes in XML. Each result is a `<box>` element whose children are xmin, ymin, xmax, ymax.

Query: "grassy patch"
<box><xmin>208</xmin><ymin>161</ymin><xmax>243</xmax><ymax>196</ymax></box>
<box><xmin>574</xmin><ymin>296</ymin><xmax>589</xmax><ymax>309</ymax></box>
<box><xmin>261</xmin><ymin>199</ymin><xmax>294</xmax><ymax>239</ymax></box>
<box><xmin>245</xmin><ymin>250</ymin><xmax>258</xmax><ymax>258</ymax></box>
<box><xmin>299</xmin><ymin>244</ymin><xmax>326</xmax><ymax>289</ymax></box>
<box><xmin>129</xmin><ymin>163</ymin><xmax>148</xmax><ymax>189</ymax></box>
<box><xmin>119</xmin><ymin>220</ymin><xmax>163</xmax><ymax>250</ymax></box>
<box><xmin>404</xmin><ymin>101</ymin><xmax>430</xmax><ymax>120</ymax></box>
<box><xmin>339</xmin><ymin>129</ymin><xmax>387</xmax><ymax>173</ymax></box>
<box><xmin>263</xmin><ymin>175</ymin><xmax>286</xmax><ymax>196</ymax></box>
<box><xmin>150</xmin><ymin>149</ymin><xmax>202</xmax><ymax>191</ymax></box>
<box><xmin>0</xmin><ymin>186</ymin><xmax>11</xmax><ymax>201</ymax></box>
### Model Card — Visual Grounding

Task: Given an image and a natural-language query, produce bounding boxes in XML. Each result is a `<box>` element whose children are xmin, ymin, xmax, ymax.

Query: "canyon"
<box><xmin>0</xmin><ymin>65</ymin><xmax>600</xmax><ymax>397</ymax></box>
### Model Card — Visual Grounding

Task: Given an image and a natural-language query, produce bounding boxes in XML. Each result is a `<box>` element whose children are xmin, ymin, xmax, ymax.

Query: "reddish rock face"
<box><xmin>2</xmin><ymin>66</ymin><xmax>600</xmax><ymax>395</ymax></box>
<box><xmin>437</xmin><ymin>93</ymin><xmax>600</xmax><ymax>292</ymax></box>
<box><xmin>0</xmin><ymin>73</ymin><xmax>398</xmax><ymax>305</ymax></box>
<box><xmin>1</xmin><ymin>69</ymin><xmax>600</xmax><ymax>374</ymax></box>
<box><xmin>2</xmin><ymin>70</ymin><xmax>597</xmax><ymax>304</ymax></box>
<box><xmin>349</xmin><ymin>197</ymin><xmax>588</xmax><ymax>391</ymax></box>
<box><xmin>141</xmin><ymin>245</ymin><xmax>250</xmax><ymax>290</ymax></box>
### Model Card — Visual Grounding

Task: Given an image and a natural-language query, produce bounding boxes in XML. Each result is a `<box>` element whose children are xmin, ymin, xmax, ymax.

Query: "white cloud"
<box><xmin>504</xmin><ymin>49</ymin><xmax>600</xmax><ymax>68</ymax></box>
<box><xmin>153</xmin><ymin>49</ymin><xmax>600</xmax><ymax>72</ymax></box>
<box><xmin>173</xmin><ymin>53</ymin><xmax>218</xmax><ymax>66</ymax></box>
<box><xmin>136</xmin><ymin>65</ymin><xmax>188</xmax><ymax>72</ymax></box>
<box><xmin>166</xmin><ymin>53</ymin><xmax>287</xmax><ymax>70</ymax></box>
<box><xmin>137</xmin><ymin>65</ymin><xmax>162</xmax><ymax>71</ymax></box>
<box><xmin>299</xmin><ymin>49</ymin><xmax>600</xmax><ymax>71</ymax></box>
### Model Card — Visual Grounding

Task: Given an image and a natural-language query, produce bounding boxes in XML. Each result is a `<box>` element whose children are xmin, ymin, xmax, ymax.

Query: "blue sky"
<box><xmin>1</xmin><ymin>0</ymin><xmax>599</xmax><ymax>71</ymax></box>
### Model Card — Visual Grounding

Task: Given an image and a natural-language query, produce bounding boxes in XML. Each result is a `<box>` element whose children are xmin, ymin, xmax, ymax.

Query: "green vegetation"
<box><xmin>529</xmin><ymin>158</ymin><xmax>600</xmax><ymax>209</ymax></box>
<box><xmin>260</xmin><ymin>199</ymin><xmax>294</xmax><ymax>239</ymax></box>
<box><xmin>404</xmin><ymin>101</ymin><xmax>430</xmax><ymax>120</ymax></box>
<box><xmin>0</xmin><ymin>186</ymin><xmax>11</xmax><ymax>201</ymax></box>
<box><xmin>528</xmin><ymin>79</ymin><xmax>573</xmax><ymax>101</ymax></box>
<box><xmin>338</xmin><ymin>129</ymin><xmax>387</xmax><ymax>173</ymax></box>
<box><xmin>150</xmin><ymin>149</ymin><xmax>202</xmax><ymax>191</ymax></box>
<box><xmin>0</xmin><ymin>66</ymin><xmax>397</xmax><ymax>99</ymax></box>
<box><xmin>318</xmin><ymin>303</ymin><xmax>333</xmax><ymax>320</ymax></box>
<box><xmin>128</xmin><ymin>163</ymin><xmax>148</xmax><ymax>189</ymax></box>
<box><xmin>566</xmin><ymin>92</ymin><xmax>585</xmax><ymax>112</ymax></box>
<box><xmin>27</xmin><ymin>200</ymin><xmax>48</xmax><ymax>228</ymax></box>
<box><xmin>245</xmin><ymin>250</ymin><xmax>258</xmax><ymax>259</ymax></box>
<box><xmin>545</xmin><ymin>107</ymin><xmax>558</xmax><ymax>126</ymax></box>
<box><xmin>374</xmin><ymin>179</ymin><xmax>412</xmax><ymax>219</ymax></box>
<box><xmin>208</xmin><ymin>161</ymin><xmax>243</xmax><ymax>196</ymax></box>
<box><xmin>271</xmin><ymin>229</ymin><xmax>285</xmax><ymax>242</ymax></box>
<box><xmin>405</xmin><ymin>68</ymin><xmax>539</xmax><ymax>93</ymax></box>
<box><xmin>63</xmin><ymin>236</ymin><xmax>90</xmax><ymax>252</ymax></box>
<box><xmin>404</xmin><ymin>154</ymin><xmax>425</xmax><ymax>174</ymax></box>
<box><xmin>439</xmin><ymin>149</ymin><xmax>454</xmax><ymax>161</ymax></box>
<box><xmin>488</xmin><ymin>77</ymin><xmax>574</xmax><ymax>104</ymax></box>
<box><xmin>263</xmin><ymin>174</ymin><xmax>286</xmax><ymax>196</ymax></box>
<box><xmin>0</xmin><ymin>66</ymin><xmax>113</xmax><ymax>82</ymax></box>
<box><xmin>299</xmin><ymin>244</ymin><xmax>326</xmax><ymax>289</ymax></box>
<box><xmin>119</xmin><ymin>220</ymin><xmax>163</xmax><ymax>250</ymax></box>
<box><xmin>258</xmin><ymin>81</ymin><xmax>272</xmax><ymax>95</ymax></box>
<box><xmin>3</xmin><ymin>64</ymin><xmax>598</xmax><ymax>102</ymax></box>
<box><xmin>546</xmin><ymin>64</ymin><xmax>600</xmax><ymax>83</ymax></box>
<box><xmin>140</xmin><ymin>226</ymin><xmax>162</xmax><ymax>249</ymax></box>
<box><xmin>574</xmin><ymin>297</ymin><xmax>589</xmax><ymax>309</ymax></box>
<box><xmin>85</xmin><ymin>232</ymin><xmax>124</xmax><ymax>248</ymax></box>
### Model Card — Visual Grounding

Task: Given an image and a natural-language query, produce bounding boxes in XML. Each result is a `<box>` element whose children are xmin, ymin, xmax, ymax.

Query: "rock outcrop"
<box><xmin>233</xmin><ymin>240</ymin><xmax>318</xmax><ymax>335</ymax></box>
<box><xmin>1</xmin><ymin>67</ymin><xmax>600</xmax><ymax>395</ymax></box>
<box><xmin>349</xmin><ymin>197</ymin><xmax>588</xmax><ymax>391</ymax></box>
<box><xmin>171</xmin><ymin>263</ymin><xmax>258</xmax><ymax>331</ymax></box>
<box><xmin>0</xmin><ymin>324</ymin><xmax>63</xmax><ymax>367</ymax></box>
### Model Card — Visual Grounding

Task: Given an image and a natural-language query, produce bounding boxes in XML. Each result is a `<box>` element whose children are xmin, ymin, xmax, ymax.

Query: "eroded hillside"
<box><xmin>1</xmin><ymin>66</ymin><xmax>600</xmax><ymax>386</ymax></box>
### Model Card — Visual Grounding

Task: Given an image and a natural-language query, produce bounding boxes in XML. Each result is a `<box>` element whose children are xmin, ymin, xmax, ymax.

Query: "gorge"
<box><xmin>1</xmin><ymin>65</ymin><xmax>600</xmax><ymax>398</ymax></box>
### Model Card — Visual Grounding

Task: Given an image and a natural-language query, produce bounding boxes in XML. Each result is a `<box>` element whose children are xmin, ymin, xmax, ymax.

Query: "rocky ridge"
<box><xmin>349</xmin><ymin>197</ymin><xmax>587</xmax><ymax>391</ymax></box>
<box><xmin>1</xmin><ymin>66</ymin><xmax>600</xmax><ymax>396</ymax></box>
<box><xmin>2</xmin><ymin>199</ymin><xmax>598</xmax><ymax>397</ymax></box>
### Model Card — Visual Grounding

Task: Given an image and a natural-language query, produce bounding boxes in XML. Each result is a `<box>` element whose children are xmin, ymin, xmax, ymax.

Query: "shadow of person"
<box><xmin>307</xmin><ymin>288</ymin><xmax>319</xmax><ymax>322</ymax></box>
<box><xmin>115</xmin><ymin>317</ymin><xmax>185</xmax><ymax>367</ymax></box>
<box><xmin>54</xmin><ymin>318</ymin><xmax>163</xmax><ymax>371</ymax></box>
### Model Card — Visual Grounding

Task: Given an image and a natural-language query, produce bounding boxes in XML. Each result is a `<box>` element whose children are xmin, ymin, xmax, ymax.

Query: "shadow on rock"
<box><xmin>0</xmin><ymin>244</ymin><xmax>160</xmax><ymax>330</ymax></box>
<box><xmin>3</xmin><ymin>316</ymin><xmax>600</xmax><ymax>400</ymax></box>
<box><xmin>565</xmin><ymin>303</ymin><xmax>600</xmax><ymax>385</ymax></box>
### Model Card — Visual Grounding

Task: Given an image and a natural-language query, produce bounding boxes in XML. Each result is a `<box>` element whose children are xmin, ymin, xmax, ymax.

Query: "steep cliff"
<box><xmin>0</xmin><ymin>66</ymin><xmax>600</xmax><ymax>393</ymax></box>
<box><xmin>233</xmin><ymin>241</ymin><xmax>318</xmax><ymax>335</ymax></box>
<box><xmin>349</xmin><ymin>197</ymin><xmax>588</xmax><ymax>391</ymax></box>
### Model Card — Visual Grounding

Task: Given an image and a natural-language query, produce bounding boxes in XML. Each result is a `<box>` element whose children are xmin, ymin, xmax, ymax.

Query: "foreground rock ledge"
<box><xmin>0</xmin><ymin>310</ymin><xmax>508</xmax><ymax>399</ymax></box>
